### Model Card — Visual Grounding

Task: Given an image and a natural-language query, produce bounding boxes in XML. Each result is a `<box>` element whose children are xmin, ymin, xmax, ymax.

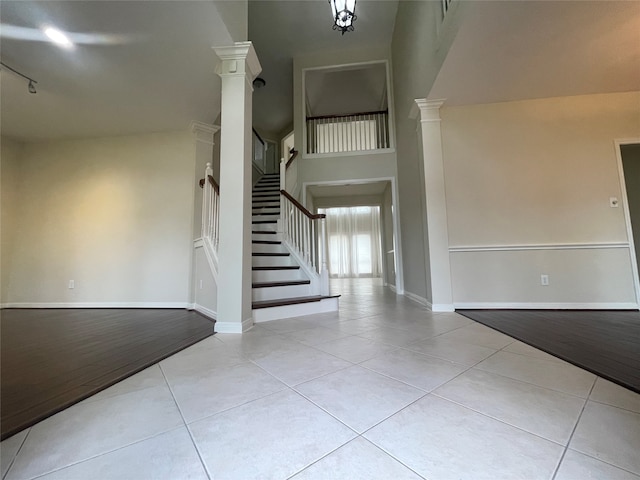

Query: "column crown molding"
<box><xmin>190</xmin><ymin>121</ymin><xmax>220</xmax><ymax>144</ymax></box>
<box><xmin>410</xmin><ymin>98</ymin><xmax>446</xmax><ymax>122</ymax></box>
<box><xmin>213</xmin><ymin>41</ymin><xmax>262</xmax><ymax>80</ymax></box>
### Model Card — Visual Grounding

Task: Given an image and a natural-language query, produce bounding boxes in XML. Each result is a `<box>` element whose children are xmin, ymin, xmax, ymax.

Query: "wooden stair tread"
<box><xmin>252</xmin><ymin>252</ymin><xmax>289</xmax><ymax>256</ymax></box>
<box><xmin>252</xmin><ymin>295</ymin><xmax>339</xmax><ymax>309</ymax></box>
<box><xmin>252</xmin><ymin>280</ymin><xmax>310</xmax><ymax>288</ymax></box>
<box><xmin>252</xmin><ymin>240</ymin><xmax>282</xmax><ymax>245</ymax></box>
<box><xmin>252</xmin><ymin>220</ymin><xmax>277</xmax><ymax>224</ymax></box>
<box><xmin>252</xmin><ymin>230</ymin><xmax>277</xmax><ymax>234</ymax></box>
<box><xmin>252</xmin><ymin>266</ymin><xmax>300</xmax><ymax>270</ymax></box>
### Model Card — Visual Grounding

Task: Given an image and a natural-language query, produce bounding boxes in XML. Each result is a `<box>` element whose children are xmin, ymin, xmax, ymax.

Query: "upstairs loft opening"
<box><xmin>304</xmin><ymin>62</ymin><xmax>393</xmax><ymax>155</ymax></box>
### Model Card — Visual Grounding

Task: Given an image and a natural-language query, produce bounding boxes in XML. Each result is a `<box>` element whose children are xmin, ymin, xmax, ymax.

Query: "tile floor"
<box><xmin>2</xmin><ymin>279</ymin><xmax>639</xmax><ymax>479</ymax></box>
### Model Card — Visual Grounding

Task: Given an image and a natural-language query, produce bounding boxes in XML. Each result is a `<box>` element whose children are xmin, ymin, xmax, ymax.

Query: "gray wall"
<box><xmin>622</xmin><ymin>143</ymin><xmax>640</xmax><ymax>282</ymax></box>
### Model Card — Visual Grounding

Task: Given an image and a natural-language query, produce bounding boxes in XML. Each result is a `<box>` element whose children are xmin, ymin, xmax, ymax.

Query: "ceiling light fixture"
<box><xmin>329</xmin><ymin>0</ymin><xmax>357</xmax><ymax>35</ymax></box>
<box><xmin>0</xmin><ymin>61</ymin><xmax>38</xmax><ymax>94</ymax></box>
<box><xmin>43</xmin><ymin>26</ymin><xmax>73</xmax><ymax>48</ymax></box>
<box><xmin>253</xmin><ymin>77</ymin><xmax>266</xmax><ymax>89</ymax></box>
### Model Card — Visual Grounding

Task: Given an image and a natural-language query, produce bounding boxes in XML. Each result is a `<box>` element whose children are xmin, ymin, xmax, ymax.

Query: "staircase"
<box><xmin>251</xmin><ymin>174</ymin><xmax>339</xmax><ymax>322</ymax></box>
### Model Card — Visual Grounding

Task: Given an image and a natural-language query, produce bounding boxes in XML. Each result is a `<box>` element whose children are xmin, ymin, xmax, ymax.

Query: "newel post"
<box><xmin>320</xmin><ymin>216</ymin><xmax>329</xmax><ymax>296</ymax></box>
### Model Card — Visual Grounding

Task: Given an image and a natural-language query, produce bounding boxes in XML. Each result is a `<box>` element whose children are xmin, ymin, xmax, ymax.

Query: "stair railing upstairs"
<box><xmin>198</xmin><ymin>162</ymin><xmax>220</xmax><ymax>272</ymax></box>
<box><xmin>279</xmin><ymin>148</ymin><xmax>299</xmax><ymax>196</ymax></box>
<box><xmin>280</xmin><ymin>189</ymin><xmax>329</xmax><ymax>295</ymax></box>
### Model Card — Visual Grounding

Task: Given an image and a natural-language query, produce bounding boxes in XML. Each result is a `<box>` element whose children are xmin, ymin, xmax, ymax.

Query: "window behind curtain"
<box><xmin>319</xmin><ymin>206</ymin><xmax>383</xmax><ymax>278</ymax></box>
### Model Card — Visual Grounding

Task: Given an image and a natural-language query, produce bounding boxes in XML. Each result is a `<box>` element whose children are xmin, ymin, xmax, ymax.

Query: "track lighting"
<box><xmin>0</xmin><ymin>61</ymin><xmax>38</xmax><ymax>94</ymax></box>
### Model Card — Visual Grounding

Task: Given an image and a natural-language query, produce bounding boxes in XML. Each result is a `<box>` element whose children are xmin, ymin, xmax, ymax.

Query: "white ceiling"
<box><xmin>429</xmin><ymin>0</ymin><xmax>640</xmax><ymax>105</ymax></box>
<box><xmin>248</xmin><ymin>0</ymin><xmax>399</xmax><ymax>135</ymax></box>
<box><xmin>0</xmin><ymin>1</ymin><xmax>236</xmax><ymax>142</ymax></box>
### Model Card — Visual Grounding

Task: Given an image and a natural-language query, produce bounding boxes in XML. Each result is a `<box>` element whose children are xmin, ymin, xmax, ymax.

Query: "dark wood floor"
<box><xmin>457</xmin><ymin>309</ymin><xmax>640</xmax><ymax>394</ymax></box>
<box><xmin>0</xmin><ymin>308</ymin><xmax>214</xmax><ymax>440</ymax></box>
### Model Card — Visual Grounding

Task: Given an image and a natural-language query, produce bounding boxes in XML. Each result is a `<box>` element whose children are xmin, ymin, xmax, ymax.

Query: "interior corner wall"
<box><xmin>391</xmin><ymin>0</ymin><xmax>465</xmax><ymax>304</ymax></box>
<box><xmin>2</xmin><ymin>131</ymin><xmax>196</xmax><ymax>306</ymax></box>
<box><xmin>442</xmin><ymin>92</ymin><xmax>640</xmax><ymax>307</ymax></box>
<box><xmin>1</xmin><ymin>138</ymin><xmax>23</xmax><ymax>303</ymax></box>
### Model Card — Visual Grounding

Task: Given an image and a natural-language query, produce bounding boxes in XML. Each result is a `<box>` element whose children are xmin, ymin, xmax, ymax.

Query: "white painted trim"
<box><xmin>404</xmin><ymin>291</ymin><xmax>430</xmax><ymax>307</ymax></box>
<box><xmin>301</xmin><ymin>176</ymin><xmax>404</xmax><ymax>294</ymax></box>
<box><xmin>214</xmin><ymin>318</ymin><xmax>254</xmax><ymax>333</ymax></box>
<box><xmin>449</xmin><ymin>242</ymin><xmax>629</xmax><ymax>253</ymax></box>
<box><xmin>432</xmin><ymin>303</ymin><xmax>456</xmax><ymax>312</ymax></box>
<box><xmin>0</xmin><ymin>302</ymin><xmax>191</xmax><ymax>309</ymax></box>
<box><xmin>193</xmin><ymin>304</ymin><xmax>217</xmax><ymax>321</ymax></box>
<box><xmin>190</xmin><ymin>121</ymin><xmax>220</xmax><ymax>145</ymax></box>
<box><xmin>615</xmin><ymin>137</ymin><xmax>640</xmax><ymax>306</ymax></box>
<box><xmin>302</xmin><ymin>148</ymin><xmax>396</xmax><ymax>160</ymax></box>
<box><xmin>454</xmin><ymin>302</ymin><xmax>639</xmax><ymax>310</ymax></box>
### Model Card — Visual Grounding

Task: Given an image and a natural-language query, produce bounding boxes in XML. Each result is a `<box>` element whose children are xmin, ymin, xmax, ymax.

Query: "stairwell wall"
<box><xmin>391</xmin><ymin>0</ymin><xmax>467</xmax><ymax>305</ymax></box>
<box><xmin>1</xmin><ymin>131</ymin><xmax>196</xmax><ymax>307</ymax></box>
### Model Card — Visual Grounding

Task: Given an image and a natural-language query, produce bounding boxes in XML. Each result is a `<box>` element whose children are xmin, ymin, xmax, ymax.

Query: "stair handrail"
<box><xmin>285</xmin><ymin>148</ymin><xmax>298</xmax><ymax>170</ymax></box>
<box><xmin>279</xmin><ymin>189</ymin><xmax>329</xmax><ymax>295</ymax></box>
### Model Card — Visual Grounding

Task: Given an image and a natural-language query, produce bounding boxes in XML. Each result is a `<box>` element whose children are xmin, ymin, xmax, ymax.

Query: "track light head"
<box><xmin>28</xmin><ymin>80</ymin><xmax>37</xmax><ymax>94</ymax></box>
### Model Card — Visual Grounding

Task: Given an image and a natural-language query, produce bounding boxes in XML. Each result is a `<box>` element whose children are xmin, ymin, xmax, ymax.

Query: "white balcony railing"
<box><xmin>306</xmin><ymin>110</ymin><xmax>390</xmax><ymax>155</ymax></box>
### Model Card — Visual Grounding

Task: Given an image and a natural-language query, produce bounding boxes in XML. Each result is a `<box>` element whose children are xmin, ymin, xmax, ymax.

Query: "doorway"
<box><xmin>618</xmin><ymin>141</ymin><xmax>640</xmax><ymax>305</ymax></box>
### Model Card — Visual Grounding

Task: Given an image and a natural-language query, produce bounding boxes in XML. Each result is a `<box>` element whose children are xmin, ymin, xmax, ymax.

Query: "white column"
<box><xmin>213</xmin><ymin>42</ymin><xmax>262</xmax><ymax>333</ymax></box>
<box><xmin>410</xmin><ymin>99</ymin><xmax>454</xmax><ymax>312</ymax></box>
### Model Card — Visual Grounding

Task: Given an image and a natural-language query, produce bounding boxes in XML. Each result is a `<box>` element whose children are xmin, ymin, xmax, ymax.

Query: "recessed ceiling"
<box><xmin>249</xmin><ymin>0</ymin><xmax>399</xmax><ymax>136</ymax></box>
<box><xmin>429</xmin><ymin>0</ymin><xmax>640</xmax><ymax>105</ymax></box>
<box><xmin>0</xmin><ymin>1</ymin><xmax>237</xmax><ymax>142</ymax></box>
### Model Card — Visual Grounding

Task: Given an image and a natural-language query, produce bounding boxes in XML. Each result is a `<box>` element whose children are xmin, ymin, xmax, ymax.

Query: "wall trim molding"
<box><xmin>214</xmin><ymin>318</ymin><xmax>254</xmax><ymax>334</ymax></box>
<box><xmin>404</xmin><ymin>291</ymin><xmax>430</xmax><ymax>307</ymax></box>
<box><xmin>614</xmin><ymin>137</ymin><xmax>640</xmax><ymax>305</ymax></box>
<box><xmin>432</xmin><ymin>303</ymin><xmax>456</xmax><ymax>312</ymax></box>
<box><xmin>449</xmin><ymin>242</ymin><xmax>629</xmax><ymax>253</ymax></box>
<box><xmin>454</xmin><ymin>302</ymin><xmax>639</xmax><ymax>310</ymax></box>
<box><xmin>0</xmin><ymin>302</ymin><xmax>191</xmax><ymax>309</ymax></box>
<box><xmin>193</xmin><ymin>304</ymin><xmax>217</xmax><ymax>321</ymax></box>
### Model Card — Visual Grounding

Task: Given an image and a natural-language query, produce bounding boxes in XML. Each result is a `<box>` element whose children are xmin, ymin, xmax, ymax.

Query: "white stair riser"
<box><xmin>252</xmin><ymin>243</ymin><xmax>286</xmax><ymax>254</ymax></box>
<box><xmin>252</xmin><ymin>233</ymin><xmax>282</xmax><ymax>242</ymax></box>
<box><xmin>252</xmin><ymin>284</ymin><xmax>311</xmax><ymax>301</ymax></box>
<box><xmin>252</xmin><ymin>269</ymin><xmax>304</xmax><ymax>282</ymax></box>
<box><xmin>253</xmin><ymin>297</ymin><xmax>339</xmax><ymax>322</ymax></box>
<box><xmin>252</xmin><ymin>255</ymin><xmax>295</xmax><ymax>267</ymax></box>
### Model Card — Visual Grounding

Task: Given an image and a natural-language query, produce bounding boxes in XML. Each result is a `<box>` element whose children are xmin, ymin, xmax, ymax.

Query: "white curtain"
<box><xmin>319</xmin><ymin>206</ymin><xmax>383</xmax><ymax>278</ymax></box>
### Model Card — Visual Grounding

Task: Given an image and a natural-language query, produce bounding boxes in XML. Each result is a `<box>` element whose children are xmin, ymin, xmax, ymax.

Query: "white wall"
<box><xmin>1</xmin><ymin>138</ymin><xmax>22</xmax><ymax>303</ymax></box>
<box><xmin>193</xmin><ymin>246</ymin><xmax>218</xmax><ymax>317</ymax></box>
<box><xmin>442</xmin><ymin>92</ymin><xmax>640</xmax><ymax>307</ymax></box>
<box><xmin>391</xmin><ymin>0</ymin><xmax>465</xmax><ymax>303</ymax></box>
<box><xmin>1</xmin><ymin>131</ymin><xmax>196</xmax><ymax>306</ymax></box>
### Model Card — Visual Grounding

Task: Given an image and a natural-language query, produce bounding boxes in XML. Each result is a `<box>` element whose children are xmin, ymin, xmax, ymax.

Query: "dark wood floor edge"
<box><xmin>0</xmin><ymin>330</ymin><xmax>214</xmax><ymax>441</ymax></box>
<box><xmin>455</xmin><ymin>310</ymin><xmax>640</xmax><ymax>395</ymax></box>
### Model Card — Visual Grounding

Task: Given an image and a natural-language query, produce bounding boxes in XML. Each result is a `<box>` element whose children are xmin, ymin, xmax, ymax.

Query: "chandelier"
<box><xmin>329</xmin><ymin>0</ymin><xmax>357</xmax><ymax>35</ymax></box>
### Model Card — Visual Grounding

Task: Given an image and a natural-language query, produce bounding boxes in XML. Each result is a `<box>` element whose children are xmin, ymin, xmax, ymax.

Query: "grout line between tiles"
<box><xmin>550</xmin><ymin>376</ymin><xmax>597</xmax><ymax>480</ymax></box>
<box><xmin>2</xmin><ymin>428</ymin><xmax>31</xmax><ymax>480</ymax></box>
<box><xmin>158</xmin><ymin>364</ymin><xmax>212</xmax><ymax>480</ymax></box>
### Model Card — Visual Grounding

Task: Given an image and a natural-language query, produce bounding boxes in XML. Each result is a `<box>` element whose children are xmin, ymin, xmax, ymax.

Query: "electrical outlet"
<box><xmin>540</xmin><ymin>274</ymin><xmax>549</xmax><ymax>286</ymax></box>
<box><xmin>68</xmin><ymin>280</ymin><xmax>75</xmax><ymax>289</ymax></box>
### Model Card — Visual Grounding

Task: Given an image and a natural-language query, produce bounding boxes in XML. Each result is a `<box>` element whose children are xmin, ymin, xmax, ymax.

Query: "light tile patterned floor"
<box><xmin>2</xmin><ymin>279</ymin><xmax>639</xmax><ymax>480</ymax></box>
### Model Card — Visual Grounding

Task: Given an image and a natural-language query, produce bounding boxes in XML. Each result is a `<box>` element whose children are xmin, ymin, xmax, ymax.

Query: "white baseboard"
<box><xmin>388</xmin><ymin>284</ymin><xmax>397</xmax><ymax>294</ymax></box>
<box><xmin>404</xmin><ymin>291</ymin><xmax>430</xmax><ymax>307</ymax></box>
<box><xmin>193</xmin><ymin>304</ymin><xmax>217</xmax><ymax>321</ymax></box>
<box><xmin>0</xmin><ymin>302</ymin><xmax>191</xmax><ymax>309</ymax></box>
<box><xmin>214</xmin><ymin>317</ymin><xmax>254</xmax><ymax>333</ymax></box>
<box><xmin>432</xmin><ymin>303</ymin><xmax>456</xmax><ymax>312</ymax></box>
<box><xmin>453</xmin><ymin>302</ymin><xmax>639</xmax><ymax>310</ymax></box>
